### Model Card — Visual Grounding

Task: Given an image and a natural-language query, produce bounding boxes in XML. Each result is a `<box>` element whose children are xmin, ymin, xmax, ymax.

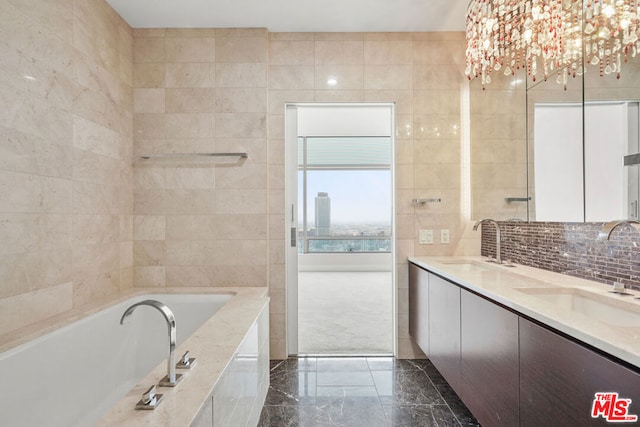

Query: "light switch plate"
<box><xmin>419</xmin><ymin>229</ymin><xmax>433</xmax><ymax>245</ymax></box>
<box><xmin>441</xmin><ymin>229</ymin><xmax>450</xmax><ymax>244</ymax></box>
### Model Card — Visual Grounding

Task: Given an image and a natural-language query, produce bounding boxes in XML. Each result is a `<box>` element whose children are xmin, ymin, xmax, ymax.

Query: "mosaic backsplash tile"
<box><xmin>480</xmin><ymin>221</ymin><xmax>640</xmax><ymax>291</ymax></box>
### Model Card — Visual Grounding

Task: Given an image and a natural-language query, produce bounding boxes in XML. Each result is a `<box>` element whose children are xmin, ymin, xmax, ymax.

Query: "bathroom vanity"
<box><xmin>409</xmin><ymin>257</ymin><xmax>640</xmax><ymax>426</ymax></box>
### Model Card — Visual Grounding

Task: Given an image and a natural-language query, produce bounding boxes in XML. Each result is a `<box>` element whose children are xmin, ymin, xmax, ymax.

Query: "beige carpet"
<box><xmin>298</xmin><ymin>271</ymin><xmax>393</xmax><ymax>355</ymax></box>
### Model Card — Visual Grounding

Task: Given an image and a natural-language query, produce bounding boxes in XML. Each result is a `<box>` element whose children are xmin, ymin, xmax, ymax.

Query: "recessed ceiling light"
<box><xmin>327</xmin><ymin>78</ymin><xmax>338</xmax><ymax>86</ymax></box>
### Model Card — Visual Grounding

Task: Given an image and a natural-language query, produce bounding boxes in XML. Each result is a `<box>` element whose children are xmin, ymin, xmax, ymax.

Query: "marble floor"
<box><xmin>258</xmin><ymin>357</ymin><xmax>480</xmax><ymax>427</ymax></box>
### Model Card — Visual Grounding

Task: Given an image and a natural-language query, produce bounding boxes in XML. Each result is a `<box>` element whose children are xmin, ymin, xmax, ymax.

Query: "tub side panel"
<box><xmin>210</xmin><ymin>303</ymin><xmax>269</xmax><ymax>427</ymax></box>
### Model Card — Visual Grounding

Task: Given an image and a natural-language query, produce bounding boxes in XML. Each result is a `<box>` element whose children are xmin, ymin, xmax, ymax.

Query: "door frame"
<box><xmin>284</xmin><ymin>102</ymin><xmax>397</xmax><ymax>356</ymax></box>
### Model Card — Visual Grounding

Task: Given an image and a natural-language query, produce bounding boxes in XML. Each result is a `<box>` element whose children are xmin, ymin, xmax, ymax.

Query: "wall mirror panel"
<box><xmin>526</xmin><ymin>52</ymin><xmax>640</xmax><ymax>222</ymax></box>
<box><xmin>526</xmin><ymin>70</ymin><xmax>584</xmax><ymax>222</ymax></box>
<box><xmin>470</xmin><ymin>69</ymin><xmax>528</xmax><ymax>221</ymax></box>
<box><xmin>582</xmin><ymin>53</ymin><xmax>640</xmax><ymax>222</ymax></box>
<box><xmin>467</xmin><ymin>1</ymin><xmax>640</xmax><ymax>223</ymax></box>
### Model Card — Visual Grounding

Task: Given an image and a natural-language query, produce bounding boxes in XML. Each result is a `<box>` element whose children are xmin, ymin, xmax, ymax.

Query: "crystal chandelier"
<box><xmin>465</xmin><ymin>0</ymin><xmax>640</xmax><ymax>87</ymax></box>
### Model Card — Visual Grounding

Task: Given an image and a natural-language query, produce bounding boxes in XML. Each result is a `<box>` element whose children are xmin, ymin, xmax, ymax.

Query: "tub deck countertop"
<box><xmin>0</xmin><ymin>287</ymin><xmax>269</xmax><ymax>426</ymax></box>
<box><xmin>409</xmin><ymin>256</ymin><xmax>640</xmax><ymax>370</ymax></box>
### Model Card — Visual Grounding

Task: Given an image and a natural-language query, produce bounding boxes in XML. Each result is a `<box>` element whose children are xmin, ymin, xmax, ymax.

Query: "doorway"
<box><xmin>284</xmin><ymin>103</ymin><xmax>396</xmax><ymax>356</ymax></box>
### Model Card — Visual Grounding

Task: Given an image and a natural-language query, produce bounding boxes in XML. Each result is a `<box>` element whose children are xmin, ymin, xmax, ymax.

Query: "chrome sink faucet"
<box><xmin>596</xmin><ymin>220</ymin><xmax>640</xmax><ymax>294</ymax></box>
<box><xmin>473</xmin><ymin>219</ymin><xmax>502</xmax><ymax>264</ymax></box>
<box><xmin>120</xmin><ymin>300</ymin><xmax>182</xmax><ymax>387</ymax></box>
<box><xmin>596</xmin><ymin>219</ymin><xmax>640</xmax><ymax>241</ymax></box>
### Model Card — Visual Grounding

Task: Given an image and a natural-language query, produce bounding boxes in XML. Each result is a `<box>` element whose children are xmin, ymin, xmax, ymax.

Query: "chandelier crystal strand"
<box><xmin>466</xmin><ymin>0</ymin><xmax>640</xmax><ymax>87</ymax></box>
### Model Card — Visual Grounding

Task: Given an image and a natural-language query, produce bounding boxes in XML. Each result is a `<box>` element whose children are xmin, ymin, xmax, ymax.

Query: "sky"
<box><xmin>298</xmin><ymin>170</ymin><xmax>392</xmax><ymax>224</ymax></box>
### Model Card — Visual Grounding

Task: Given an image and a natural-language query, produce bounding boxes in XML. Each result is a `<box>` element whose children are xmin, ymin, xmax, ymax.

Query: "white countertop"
<box><xmin>409</xmin><ymin>256</ymin><xmax>640</xmax><ymax>369</ymax></box>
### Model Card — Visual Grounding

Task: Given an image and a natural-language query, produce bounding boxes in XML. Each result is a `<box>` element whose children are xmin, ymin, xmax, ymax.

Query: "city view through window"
<box><xmin>297</xmin><ymin>169</ymin><xmax>392</xmax><ymax>253</ymax></box>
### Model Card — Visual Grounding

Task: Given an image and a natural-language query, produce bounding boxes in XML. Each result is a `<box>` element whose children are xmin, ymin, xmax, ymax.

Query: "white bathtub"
<box><xmin>0</xmin><ymin>292</ymin><xmax>249</xmax><ymax>427</ymax></box>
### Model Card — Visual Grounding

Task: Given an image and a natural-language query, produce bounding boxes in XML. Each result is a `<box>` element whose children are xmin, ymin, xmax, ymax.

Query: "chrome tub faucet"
<box><xmin>473</xmin><ymin>218</ymin><xmax>502</xmax><ymax>264</ymax></box>
<box><xmin>120</xmin><ymin>300</ymin><xmax>182</xmax><ymax>387</ymax></box>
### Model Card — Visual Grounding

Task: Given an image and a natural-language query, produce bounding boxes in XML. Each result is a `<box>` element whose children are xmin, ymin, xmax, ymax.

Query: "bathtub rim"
<box><xmin>0</xmin><ymin>287</ymin><xmax>245</xmax><ymax>355</ymax></box>
<box><xmin>95</xmin><ymin>287</ymin><xmax>269</xmax><ymax>426</ymax></box>
<box><xmin>0</xmin><ymin>286</ymin><xmax>269</xmax><ymax>426</ymax></box>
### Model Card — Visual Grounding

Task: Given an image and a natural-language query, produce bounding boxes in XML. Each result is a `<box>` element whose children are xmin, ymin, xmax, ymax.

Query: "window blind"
<box><xmin>297</xmin><ymin>137</ymin><xmax>391</xmax><ymax>169</ymax></box>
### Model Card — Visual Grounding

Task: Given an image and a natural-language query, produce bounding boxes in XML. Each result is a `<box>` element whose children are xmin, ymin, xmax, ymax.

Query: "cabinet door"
<box><xmin>428</xmin><ymin>273</ymin><xmax>461</xmax><ymax>391</ymax></box>
<box><xmin>460</xmin><ymin>289</ymin><xmax>519</xmax><ymax>427</ymax></box>
<box><xmin>408</xmin><ymin>263</ymin><xmax>429</xmax><ymax>355</ymax></box>
<box><xmin>520</xmin><ymin>318</ymin><xmax>640</xmax><ymax>427</ymax></box>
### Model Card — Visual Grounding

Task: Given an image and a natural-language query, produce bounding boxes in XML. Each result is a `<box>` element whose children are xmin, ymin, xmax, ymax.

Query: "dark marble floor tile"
<box><xmin>316</xmin><ymin>357</ymin><xmax>370</xmax><ymax>372</ymax></box>
<box><xmin>260</xmin><ymin>358</ymin><xmax>479</xmax><ymax>427</ymax></box>
<box><xmin>372</xmin><ymin>370</ymin><xmax>444</xmax><ymax>405</ymax></box>
<box><xmin>383</xmin><ymin>404</ymin><xmax>460</xmax><ymax>427</ymax></box>
<box><xmin>315</xmin><ymin>396</ymin><xmax>387</xmax><ymax>427</ymax></box>
<box><xmin>418</xmin><ymin>361</ymin><xmax>448</xmax><ymax>386</ymax></box>
<box><xmin>366</xmin><ymin>357</ymin><xmax>399</xmax><ymax>371</ymax></box>
<box><xmin>434</xmin><ymin>383</ymin><xmax>480</xmax><ymax>426</ymax></box>
<box><xmin>271</xmin><ymin>357</ymin><xmax>317</xmax><ymax>372</ymax></box>
<box><xmin>265</xmin><ymin>369</ymin><xmax>317</xmax><ymax>405</ymax></box>
<box><xmin>316</xmin><ymin>385</ymin><xmax>379</xmax><ymax>398</ymax></box>
<box><xmin>258</xmin><ymin>405</ymin><xmax>318</xmax><ymax>427</ymax></box>
<box><xmin>399</xmin><ymin>359</ymin><xmax>437</xmax><ymax>371</ymax></box>
<box><xmin>367</xmin><ymin>357</ymin><xmax>432</xmax><ymax>372</ymax></box>
<box><xmin>317</xmin><ymin>370</ymin><xmax>375</xmax><ymax>387</ymax></box>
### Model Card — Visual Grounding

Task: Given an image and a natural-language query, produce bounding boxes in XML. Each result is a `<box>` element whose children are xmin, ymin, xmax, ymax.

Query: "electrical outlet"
<box><xmin>441</xmin><ymin>229</ymin><xmax>450</xmax><ymax>244</ymax></box>
<box><xmin>419</xmin><ymin>229</ymin><xmax>433</xmax><ymax>245</ymax></box>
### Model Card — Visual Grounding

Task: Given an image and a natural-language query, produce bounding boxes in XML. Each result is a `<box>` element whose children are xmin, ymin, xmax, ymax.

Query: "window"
<box><xmin>297</xmin><ymin>136</ymin><xmax>392</xmax><ymax>253</ymax></box>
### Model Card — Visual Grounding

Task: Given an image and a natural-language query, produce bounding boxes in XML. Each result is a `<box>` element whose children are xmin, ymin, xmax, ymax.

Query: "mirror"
<box><xmin>467</xmin><ymin>4</ymin><xmax>640</xmax><ymax>223</ymax></box>
<box><xmin>526</xmin><ymin>52</ymin><xmax>640</xmax><ymax>222</ymax></box>
<box><xmin>582</xmin><ymin>51</ymin><xmax>640</xmax><ymax>222</ymax></box>
<box><xmin>470</xmin><ymin>69</ymin><xmax>528</xmax><ymax>221</ymax></box>
<box><xmin>525</xmin><ymin>67</ymin><xmax>584</xmax><ymax>222</ymax></box>
<box><xmin>470</xmin><ymin>55</ymin><xmax>640</xmax><ymax>223</ymax></box>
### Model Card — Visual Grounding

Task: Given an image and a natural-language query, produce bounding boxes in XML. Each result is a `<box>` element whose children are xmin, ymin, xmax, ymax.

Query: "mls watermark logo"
<box><xmin>592</xmin><ymin>392</ymin><xmax>638</xmax><ymax>423</ymax></box>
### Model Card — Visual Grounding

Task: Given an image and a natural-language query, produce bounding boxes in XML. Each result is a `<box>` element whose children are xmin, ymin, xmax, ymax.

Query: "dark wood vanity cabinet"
<box><xmin>408</xmin><ymin>263</ymin><xmax>429</xmax><ymax>354</ymax></box>
<box><xmin>460</xmin><ymin>290</ymin><xmax>519</xmax><ymax>427</ymax></box>
<box><xmin>519</xmin><ymin>318</ymin><xmax>640</xmax><ymax>427</ymax></box>
<box><xmin>428</xmin><ymin>274</ymin><xmax>461</xmax><ymax>391</ymax></box>
<box><xmin>408</xmin><ymin>261</ymin><xmax>640</xmax><ymax>427</ymax></box>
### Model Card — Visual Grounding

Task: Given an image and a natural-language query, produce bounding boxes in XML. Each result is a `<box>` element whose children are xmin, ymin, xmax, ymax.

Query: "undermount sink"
<box><xmin>438</xmin><ymin>260</ymin><xmax>498</xmax><ymax>272</ymax></box>
<box><xmin>516</xmin><ymin>287</ymin><xmax>640</xmax><ymax>328</ymax></box>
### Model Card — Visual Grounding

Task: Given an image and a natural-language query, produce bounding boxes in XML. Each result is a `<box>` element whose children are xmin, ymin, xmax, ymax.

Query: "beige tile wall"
<box><xmin>131</xmin><ymin>29</ymin><xmax>270</xmax><ymax>291</ymax></box>
<box><xmin>7</xmin><ymin>1</ymin><xmax>638</xmax><ymax>362</ymax></box>
<box><xmin>1</xmin><ymin>7</ymin><xmax>484</xmax><ymax>358</ymax></box>
<box><xmin>0</xmin><ymin>0</ymin><xmax>133</xmax><ymax>336</ymax></box>
<box><xmin>6</xmin><ymin>6</ymin><xmax>640</xmax><ymax>361</ymax></box>
<box><xmin>470</xmin><ymin>70</ymin><xmax>528</xmax><ymax>221</ymax></box>
<box><xmin>267</xmin><ymin>32</ymin><xmax>479</xmax><ymax>359</ymax></box>
<box><xmin>131</xmin><ymin>30</ymin><xmax>476</xmax><ymax>359</ymax></box>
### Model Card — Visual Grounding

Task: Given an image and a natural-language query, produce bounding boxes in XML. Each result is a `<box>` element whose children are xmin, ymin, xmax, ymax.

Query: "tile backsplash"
<box><xmin>481</xmin><ymin>221</ymin><xmax>640</xmax><ymax>291</ymax></box>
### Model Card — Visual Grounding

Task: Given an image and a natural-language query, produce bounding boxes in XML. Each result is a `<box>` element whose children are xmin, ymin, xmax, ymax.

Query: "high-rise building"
<box><xmin>315</xmin><ymin>192</ymin><xmax>331</xmax><ymax>236</ymax></box>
